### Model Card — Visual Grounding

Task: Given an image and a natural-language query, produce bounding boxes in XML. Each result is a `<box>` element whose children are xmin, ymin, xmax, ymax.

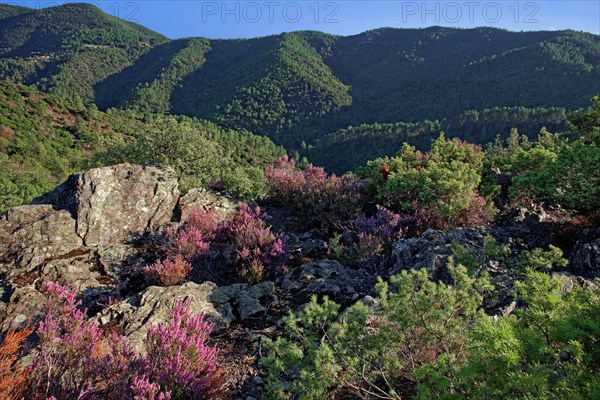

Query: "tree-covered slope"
<box><xmin>0</xmin><ymin>80</ymin><xmax>285</xmax><ymax>211</ymax></box>
<box><xmin>1</xmin><ymin>3</ymin><xmax>599</xmax><ymax>160</ymax></box>
<box><xmin>94</xmin><ymin>38</ymin><xmax>211</xmax><ymax>113</ymax></box>
<box><xmin>320</xmin><ymin>27</ymin><xmax>599</xmax><ymax>125</ymax></box>
<box><xmin>171</xmin><ymin>32</ymin><xmax>352</xmax><ymax>144</ymax></box>
<box><xmin>0</xmin><ymin>3</ymin><xmax>168</xmax><ymax>102</ymax></box>
<box><xmin>306</xmin><ymin>106</ymin><xmax>569</xmax><ymax>173</ymax></box>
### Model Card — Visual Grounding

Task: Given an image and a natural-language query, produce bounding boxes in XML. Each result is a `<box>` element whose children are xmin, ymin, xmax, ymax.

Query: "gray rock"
<box><xmin>282</xmin><ymin>259</ymin><xmax>371</xmax><ymax>304</ymax></box>
<box><xmin>252</xmin><ymin>376</ymin><xmax>264</xmax><ymax>385</ymax></box>
<box><xmin>552</xmin><ymin>272</ymin><xmax>598</xmax><ymax>292</ymax></box>
<box><xmin>0</xmin><ymin>164</ymin><xmax>182</xmax><ymax>331</ymax></box>
<box><xmin>0</xmin><ymin>204</ymin><xmax>83</xmax><ymax>269</ymax></box>
<box><xmin>1</xmin><ymin>285</ymin><xmax>47</xmax><ymax>330</ymax></box>
<box><xmin>178</xmin><ymin>187</ymin><xmax>236</xmax><ymax>223</ymax></box>
<box><xmin>569</xmin><ymin>229</ymin><xmax>600</xmax><ymax>278</ymax></box>
<box><xmin>33</xmin><ymin>163</ymin><xmax>179</xmax><ymax>248</ymax></box>
<box><xmin>74</xmin><ymin>164</ymin><xmax>179</xmax><ymax>247</ymax></box>
<box><xmin>98</xmin><ymin>281</ymin><xmax>233</xmax><ymax>352</ymax></box>
<box><xmin>211</xmin><ymin>281</ymin><xmax>276</xmax><ymax>320</ymax></box>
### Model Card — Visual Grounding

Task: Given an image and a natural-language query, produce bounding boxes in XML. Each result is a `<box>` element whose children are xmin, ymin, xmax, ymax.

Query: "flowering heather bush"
<box><xmin>28</xmin><ymin>284</ymin><xmax>222</xmax><ymax>399</ymax></box>
<box><xmin>171</xmin><ymin>208</ymin><xmax>219</xmax><ymax>259</ymax></box>
<box><xmin>130</xmin><ymin>376</ymin><xmax>172</xmax><ymax>400</ymax></box>
<box><xmin>221</xmin><ymin>203</ymin><xmax>288</xmax><ymax>284</ymax></box>
<box><xmin>264</xmin><ymin>155</ymin><xmax>304</xmax><ymax>203</ymax></box>
<box><xmin>265</xmin><ymin>156</ymin><xmax>366</xmax><ymax>232</ymax></box>
<box><xmin>0</xmin><ymin>326</ymin><xmax>33</xmax><ymax>400</ymax></box>
<box><xmin>143</xmin><ymin>254</ymin><xmax>193</xmax><ymax>287</ymax></box>
<box><xmin>28</xmin><ymin>282</ymin><xmax>139</xmax><ymax>400</ymax></box>
<box><xmin>142</xmin><ymin>300</ymin><xmax>218</xmax><ymax>400</ymax></box>
<box><xmin>340</xmin><ymin>206</ymin><xmax>409</xmax><ymax>272</ymax></box>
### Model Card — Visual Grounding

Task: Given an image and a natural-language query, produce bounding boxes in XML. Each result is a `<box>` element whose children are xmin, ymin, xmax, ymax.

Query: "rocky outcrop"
<box><xmin>0</xmin><ymin>163</ymin><xmax>236</xmax><ymax>331</ymax></box>
<box><xmin>34</xmin><ymin>163</ymin><xmax>180</xmax><ymax>247</ymax></box>
<box><xmin>569</xmin><ymin>228</ymin><xmax>600</xmax><ymax>278</ymax></box>
<box><xmin>211</xmin><ymin>281</ymin><xmax>276</xmax><ymax>320</ymax></box>
<box><xmin>392</xmin><ymin>225</ymin><xmax>561</xmax><ymax>281</ymax></box>
<box><xmin>97</xmin><ymin>281</ymin><xmax>232</xmax><ymax>352</ymax></box>
<box><xmin>0</xmin><ymin>205</ymin><xmax>83</xmax><ymax>269</ymax></box>
<box><xmin>97</xmin><ymin>280</ymin><xmax>278</xmax><ymax>351</ymax></box>
<box><xmin>282</xmin><ymin>260</ymin><xmax>372</xmax><ymax>305</ymax></box>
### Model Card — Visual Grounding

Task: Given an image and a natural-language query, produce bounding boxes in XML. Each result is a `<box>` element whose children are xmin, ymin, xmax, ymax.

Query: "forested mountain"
<box><xmin>1</xmin><ymin>3</ymin><xmax>599</xmax><ymax>170</ymax></box>
<box><xmin>0</xmin><ymin>3</ymin><xmax>168</xmax><ymax>102</ymax></box>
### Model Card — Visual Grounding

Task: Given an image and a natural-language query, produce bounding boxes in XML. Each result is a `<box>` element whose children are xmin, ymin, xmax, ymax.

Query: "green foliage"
<box><xmin>262</xmin><ymin>264</ymin><xmax>493</xmax><ymax>399</ymax></box>
<box><xmin>360</xmin><ymin>134</ymin><xmax>494</xmax><ymax>229</ymax></box>
<box><xmin>483</xmin><ymin>102</ymin><xmax>600</xmax><ymax>212</ymax></box>
<box><xmin>568</xmin><ymin>93</ymin><xmax>600</xmax><ymax>144</ymax></box>
<box><xmin>262</xmin><ymin>244</ymin><xmax>600</xmax><ymax>400</ymax></box>
<box><xmin>0</xmin><ymin>80</ymin><xmax>116</xmax><ymax>211</ymax></box>
<box><xmin>518</xmin><ymin>245</ymin><xmax>568</xmax><ymax>273</ymax></box>
<box><xmin>0</xmin><ymin>3</ymin><xmax>168</xmax><ymax>103</ymax></box>
<box><xmin>2</xmin><ymin>7</ymin><xmax>598</xmax><ymax>172</ymax></box>
<box><xmin>450</xmin><ymin>270</ymin><xmax>600</xmax><ymax>400</ymax></box>
<box><xmin>92</xmin><ymin>113</ymin><xmax>284</xmax><ymax>198</ymax></box>
<box><xmin>308</xmin><ymin>107</ymin><xmax>567</xmax><ymax>174</ymax></box>
<box><xmin>171</xmin><ymin>32</ymin><xmax>351</xmax><ymax>147</ymax></box>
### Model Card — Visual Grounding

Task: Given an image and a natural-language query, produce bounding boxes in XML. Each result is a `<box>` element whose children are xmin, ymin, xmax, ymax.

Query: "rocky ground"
<box><xmin>1</xmin><ymin>163</ymin><xmax>599</xmax><ymax>399</ymax></box>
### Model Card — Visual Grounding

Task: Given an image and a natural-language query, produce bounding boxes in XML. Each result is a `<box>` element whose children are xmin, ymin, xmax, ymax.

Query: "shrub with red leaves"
<box><xmin>265</xmin><ymin>156</ymin><xmax>366</xmax><ymax>233</ymax></box>
<box><xmin>0</xmin><ymin>326</ymin><xmax>33</xmax><ymax>400</ymax></box>
<box><xmin>143</xmin><ymin>254</ymin><xmax>193</xmax><ymax>287</ymax></box>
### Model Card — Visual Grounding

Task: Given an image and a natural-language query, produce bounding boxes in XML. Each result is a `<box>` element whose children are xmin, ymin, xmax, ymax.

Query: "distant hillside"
<box><xmin>306</xmin><ymin>106</ymin><xmax>569</xmax><ymax>173</ymax></box>
<box><xmin>0</xmin><ymin>3</ymin><xmax>168</xmax><ymax>102</ymax></box>
<box><xmin>170</xmin><ymin>32</ymin><xmax>352</xmax><ymax>145</ymax></box>
<box><xmin>0</xmin><ymin>80</ymin><xmax>284</xmax><ymax>211</ymax></box>
<box><xmin>1</xmin><ymin>3</ymin><xmax>599</xmax><ymax>170</ymax></box>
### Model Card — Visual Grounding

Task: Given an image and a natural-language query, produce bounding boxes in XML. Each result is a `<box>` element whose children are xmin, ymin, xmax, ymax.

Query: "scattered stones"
<box><xmin>569</xmin><ymin>228</ymin><xmax>600</xmax><ymax>278</ymax></box>
<box><xmin>282</xmin><ymin>259</ymin><xmax>371</xmax><ymax>304</ymax></box>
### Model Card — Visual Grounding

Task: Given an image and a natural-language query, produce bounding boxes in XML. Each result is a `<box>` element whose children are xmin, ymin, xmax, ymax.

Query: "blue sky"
<box><xmin>9</xmin><ymin>0</ymin><xmax>600</xmax><ymax>38</ymax></box>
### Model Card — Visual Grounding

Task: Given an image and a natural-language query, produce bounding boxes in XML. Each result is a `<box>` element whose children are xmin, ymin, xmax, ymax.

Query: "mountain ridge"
<box><xmin>1</xmin><ymin>3</ymin><xmax>599</xmax><ymax>170</ymax></box>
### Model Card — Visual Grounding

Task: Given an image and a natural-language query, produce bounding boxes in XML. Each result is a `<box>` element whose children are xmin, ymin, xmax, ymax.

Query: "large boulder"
<box><xmin>0</xmin><ymin>164</ymin><xmax>181</xmax><ymax>330</ymax></box>
<box><xmin>34</xmin><ymin>163</ymin><xmax>179</xmax><ymax>248</ymax></box>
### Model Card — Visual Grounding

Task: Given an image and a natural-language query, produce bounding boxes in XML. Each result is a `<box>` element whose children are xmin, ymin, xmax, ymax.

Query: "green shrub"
<box><xmin>262</xmin><ymin>245</ymin><xmax>600</xmax><ymax>400</ymax></box>
<box><xmin>261</xmin><ymin>264</ymin><xmax>492</xmax><ymax>399</ymax></box>
<box><xmin>360</xmin><ymin>134</ymin><xmax>494</xmax><ymax>229</ymax></box>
